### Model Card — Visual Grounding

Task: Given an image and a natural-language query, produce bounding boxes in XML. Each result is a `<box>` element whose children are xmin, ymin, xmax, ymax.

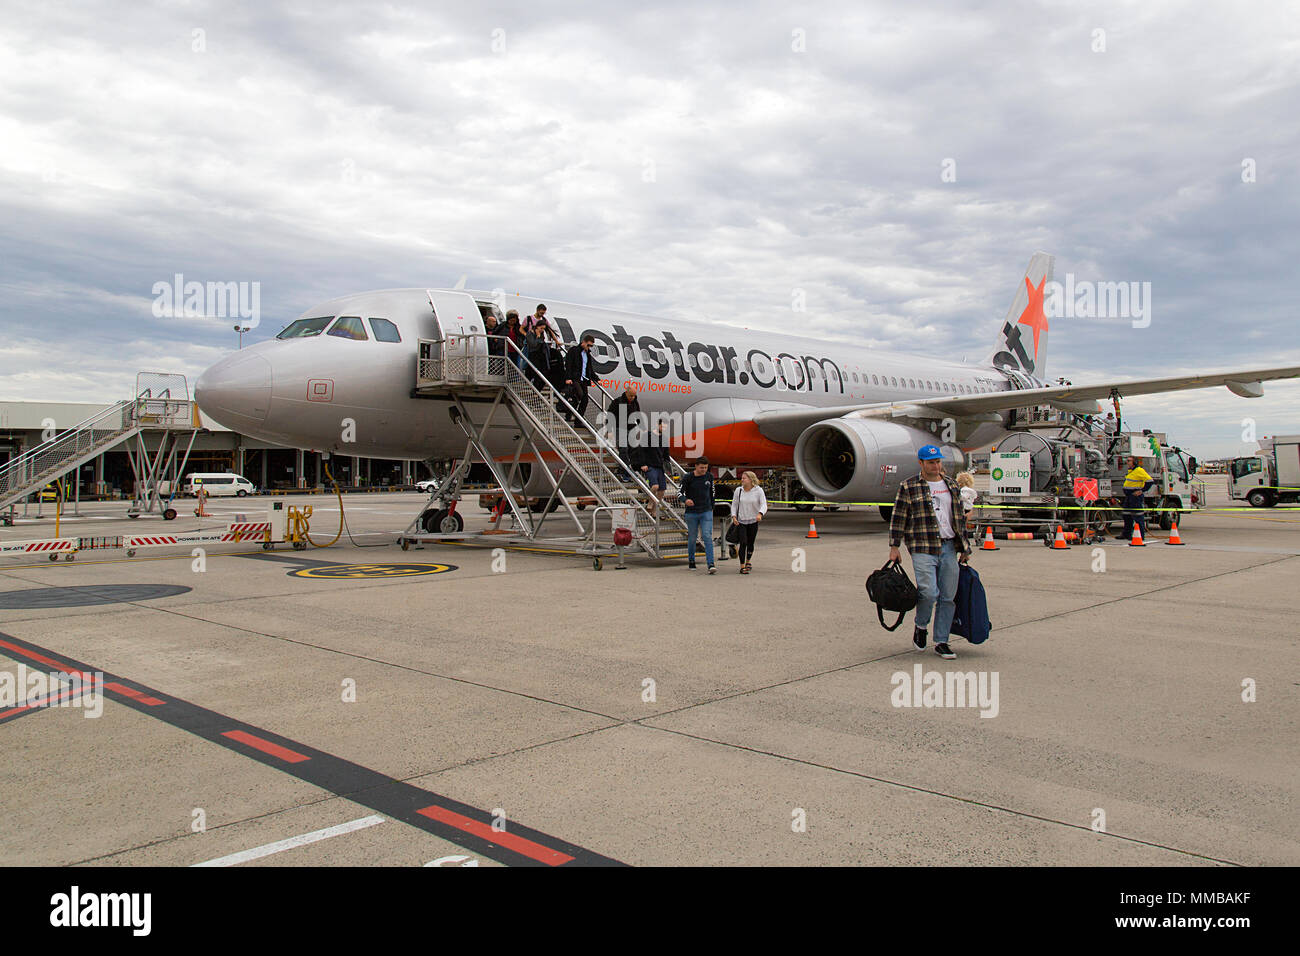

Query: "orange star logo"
<box><xmin>1017</xmin><ymin>276</ymin><xmax>1048</xmax><ymax>359</ymax></box>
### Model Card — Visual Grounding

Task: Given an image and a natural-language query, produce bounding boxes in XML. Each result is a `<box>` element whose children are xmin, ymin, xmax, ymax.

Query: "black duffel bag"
<box><xmin>865</xmin><ymin>559</ymin><xmax>919</xmax><ymax>631</ymax></box>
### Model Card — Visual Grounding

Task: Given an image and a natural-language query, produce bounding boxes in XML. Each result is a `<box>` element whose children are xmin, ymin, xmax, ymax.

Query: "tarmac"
<box><xmin>1</xmin><ymin>475</ymin><xmax>1296</xmax><ymax>867</ymax></box>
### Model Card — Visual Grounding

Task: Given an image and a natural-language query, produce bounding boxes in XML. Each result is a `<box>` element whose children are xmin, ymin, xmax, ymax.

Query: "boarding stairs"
<box><xmin>409</xmin><ymin>333</ymin><xmax>710</xmax><ymax>564</ymax></box>
<box><xmin>0</xmin><ymin>373</ymin><xmax>199</xmax><ymax>523</ymax></box>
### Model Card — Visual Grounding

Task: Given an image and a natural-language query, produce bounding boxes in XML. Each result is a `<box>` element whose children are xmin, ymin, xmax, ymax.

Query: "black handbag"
<box><xmin>865</xmin><ymin>559</ymin><xmax>919</xmax><ymax>631</ymax></box>
<box><xmin>725</xmin><ymin>522</ymin><xmax>742</xmax><ymax>545</ymax></box>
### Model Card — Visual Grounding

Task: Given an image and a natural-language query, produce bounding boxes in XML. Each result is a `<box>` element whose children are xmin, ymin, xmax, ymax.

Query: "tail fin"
<box><xmin>986</xmin><ymin>252</ymin><xmax>1054</xmax><ymax>380</ymax></box>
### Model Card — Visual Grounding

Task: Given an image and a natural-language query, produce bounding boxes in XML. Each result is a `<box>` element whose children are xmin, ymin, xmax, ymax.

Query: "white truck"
<box><xmin>1229</xmin><ymin>435</ymin><xmax>1300</xmax><ymax>507</ymax></box>
<box><xmin>1108</xmin><ymin>431</ymin><xmax>1204</xmax><ymax>529</ymax></box>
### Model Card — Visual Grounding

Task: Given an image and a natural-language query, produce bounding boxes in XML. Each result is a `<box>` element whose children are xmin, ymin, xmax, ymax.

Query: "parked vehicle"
<box><xmin>1229</xmin><ymin>435</ymin><xmax>1300</xmax><ymax>507</ymax></box>
<box><xmin>185</xmin><ymin>473</ymin><xmax>257</xmax><ymax>497</ymax></box>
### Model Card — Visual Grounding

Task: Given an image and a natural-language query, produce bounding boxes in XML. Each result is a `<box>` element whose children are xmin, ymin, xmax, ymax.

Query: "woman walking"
<box><xmin>730</xmin><ymin>471</ymin><xmax>768</xmax><ymax>574</ymax></box>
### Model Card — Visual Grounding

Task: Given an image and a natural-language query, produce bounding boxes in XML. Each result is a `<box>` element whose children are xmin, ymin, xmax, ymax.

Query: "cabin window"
<box><xmin>369</xmin><ymin>318</ymin><xmax>402</xmax><ymax>342</ymax></box>
<box><xmin>277</xmin><ymin>316</ymin><xmax>333</xmax><ymax>339</ymax></box>
<box><xmin>328</xmin><ymin>316</ymin><xmax>368</xmax><ymax>341</ymax></box>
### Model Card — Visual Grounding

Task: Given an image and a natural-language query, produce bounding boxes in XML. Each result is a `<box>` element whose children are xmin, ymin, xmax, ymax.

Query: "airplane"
<box><xmin>195</xmin><ymin>252</ymin><xmax>1300</xmax><ymax>519</ymax></box>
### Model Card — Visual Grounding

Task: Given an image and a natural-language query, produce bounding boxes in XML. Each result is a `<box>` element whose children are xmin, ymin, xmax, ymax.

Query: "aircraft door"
<box><xmin>426</xmin><ymin>290</ymin><xmax>488</xmax><ymax>383</ymax></box>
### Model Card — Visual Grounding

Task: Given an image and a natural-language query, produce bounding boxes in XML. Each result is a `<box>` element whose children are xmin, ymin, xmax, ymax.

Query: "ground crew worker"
<box><xmin>888</xmin><ymin>445</ymin><xmax>971</xmax><ymax>660</ymax></box>
<box><xmin>1119</xmin><ymin>457</ymin><xmax>1155</xmax><ymax>540</ymax></box>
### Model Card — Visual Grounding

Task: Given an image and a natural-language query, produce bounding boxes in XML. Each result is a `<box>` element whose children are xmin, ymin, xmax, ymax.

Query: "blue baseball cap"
<box><xmin>917</xmin><ymin>444</ymin><xmax>944</xmax><ymax>461</ymax></box>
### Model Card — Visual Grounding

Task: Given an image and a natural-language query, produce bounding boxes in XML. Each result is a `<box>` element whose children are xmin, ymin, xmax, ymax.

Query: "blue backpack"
<box><xmin>951</xmin><ymin>565</ymin><xmax>992</xmax><ymax>645</ymax></box>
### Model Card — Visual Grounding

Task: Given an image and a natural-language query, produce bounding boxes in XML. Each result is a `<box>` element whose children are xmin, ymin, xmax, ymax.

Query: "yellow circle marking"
<box><xmin>291</xmin><ymin>563</ymin><xmax>456</xmax><ymax>579</ymax></box>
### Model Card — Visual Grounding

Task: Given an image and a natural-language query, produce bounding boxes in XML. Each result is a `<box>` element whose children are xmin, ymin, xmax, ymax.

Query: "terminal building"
<box><xmin>0</xmin><ymin>399</ymin><xmax>427</xmax><ymax>499</ymax></box>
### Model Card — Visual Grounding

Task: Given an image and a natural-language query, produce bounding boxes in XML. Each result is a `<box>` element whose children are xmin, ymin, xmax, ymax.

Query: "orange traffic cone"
<box><xmin>805</xmin><ymin>518</ymin><xmax>819</xmax><ymax>539</ymax></box>
<box><xmin>1129</xmin><ymin>522</ymin><xmax>1146</xmax><ymax>547</ymax></box>
<box><xmin>981</xmin><ymin>526</ymin><xmax>999</xmax><ymax>550</ymax></box>
<box><xmin>1051</xmin><ymin>525</ymin><xmax>1070</xmax><ymax>549</ymax></box>
<box><xmin>1165</xmin><ymin>521</ymin><xmax>1184</xmax><ymax>545</ymax></box>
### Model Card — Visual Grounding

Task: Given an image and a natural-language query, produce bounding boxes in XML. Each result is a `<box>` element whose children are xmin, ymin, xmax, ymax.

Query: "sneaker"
<box><xmin>935</xmin><ymin>643</ymin><xmax>956</xmax><ymax>660</ymax></box>
<box><xmin>707</xmin><ymin>566</ymin><xmax>716</xmax><ymax>574</ymax></box>
<box><xmin>912</xmin><ymin>627</ymin><xmax>927</xmax><ymax>650</ymax></box>
<box><xmin>688</xmin><ymin>563</ymin><xmax>697</xmax><ymax>570</ymax></box>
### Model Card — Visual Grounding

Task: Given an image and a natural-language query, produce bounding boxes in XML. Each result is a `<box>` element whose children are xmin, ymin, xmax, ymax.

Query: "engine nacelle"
<box><xmin>793</xmin><ymin>418</ymin><xmax>964</xmax><ymax>502</ymax></box>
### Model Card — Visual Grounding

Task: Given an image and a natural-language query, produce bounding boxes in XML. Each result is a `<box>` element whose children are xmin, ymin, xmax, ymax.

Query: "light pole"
<box><xmin>234</xmin><ymin>325</ymin><xmax>250</xmax><ymax>348</ymax></box>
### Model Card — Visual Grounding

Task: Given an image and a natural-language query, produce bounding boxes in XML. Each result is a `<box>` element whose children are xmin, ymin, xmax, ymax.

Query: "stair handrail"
<box><xmin>0</xmin><ymin>399</ymin><xmax>135</xmax><ymax>494</ymax></box>
<box><xmin>587</xmin><ymin>377</ymin><xmax>689</xmax><ymax>499</ymax></box>
<box><xmin>493</xmin><ymin>336</ymin><xmax>687</xmax><ymax>533</ymax></box>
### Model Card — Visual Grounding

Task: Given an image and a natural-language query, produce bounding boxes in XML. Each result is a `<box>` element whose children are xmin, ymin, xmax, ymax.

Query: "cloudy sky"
<box><xmin>2</xmin><ymin>0</ymin><xmax>1297</xmax><ymax>456</ymax></box>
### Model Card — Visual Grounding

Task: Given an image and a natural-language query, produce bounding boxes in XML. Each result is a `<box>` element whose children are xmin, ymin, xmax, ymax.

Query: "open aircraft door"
<box><xmin>426</xmin><ymin>290</ymin><xmax>488</xmax><ymax>383</ymax></box>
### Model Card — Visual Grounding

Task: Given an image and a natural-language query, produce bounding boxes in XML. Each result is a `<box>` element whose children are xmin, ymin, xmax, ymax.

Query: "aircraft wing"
<box><xmin>752</xmin><ymin>364</ymin><xmax>1300</xmax><ymax>443</ymax></box>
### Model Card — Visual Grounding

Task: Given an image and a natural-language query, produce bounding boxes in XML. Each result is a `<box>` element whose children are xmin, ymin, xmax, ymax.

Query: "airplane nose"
<box><xmin>196</xmin><ymin>352</ymin><xmax>273</xmax><ymax>431</ymax></box>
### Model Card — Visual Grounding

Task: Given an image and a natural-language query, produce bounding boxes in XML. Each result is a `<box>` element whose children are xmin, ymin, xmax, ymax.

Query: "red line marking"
<box><xmin>416</xmin><ymin>804</ymin><xmax>574</xmax><ymax>865</ymax></box>
<box><xmin>0</xmin><ymin>638</ymin><xmax>76</xmax><ymax>671</ymax></box>
<box><xmin>104</xmin><ymin>682</ymin><xmax>164</xmax><ymax>706</ymax></box>
<box><xmin>222</xmin><ymin>730</ymin><xmax>309</xmax><ymax>763</ymax></box>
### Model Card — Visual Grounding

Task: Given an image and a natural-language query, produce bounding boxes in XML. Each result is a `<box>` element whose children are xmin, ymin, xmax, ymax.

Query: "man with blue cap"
<box><xmin>888</xmin><ymin>444</ymin><xmax>972</xmax><ymax>659</ymax></box>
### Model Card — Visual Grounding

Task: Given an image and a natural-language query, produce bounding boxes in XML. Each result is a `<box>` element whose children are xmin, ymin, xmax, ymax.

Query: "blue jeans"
<box><xmin>685</xmin><ymin>511</ymin><xmax>714</xmax><ymax>566</ymax></box>
<box><xmin>911</xmin><ymin>539</ymin><xmax>959</xmax><ymax>641</ymax></box>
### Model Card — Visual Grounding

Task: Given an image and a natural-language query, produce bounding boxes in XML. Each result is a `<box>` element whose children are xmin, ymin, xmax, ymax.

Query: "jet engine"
<box><xmin>793</xmin><ymin>419</ymin><xmax>964</xmax><ymax>502</ymax></box>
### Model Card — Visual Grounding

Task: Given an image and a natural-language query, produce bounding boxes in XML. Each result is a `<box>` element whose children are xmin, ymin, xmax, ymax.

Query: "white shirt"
<box><xmin>959</xmin><ymin>485</ymin><xmax>978</xmax><ymax>513</ymax></box>
<box><xmin>927</xmin><ymin>480</ymin><xmax>955</xmax><ymax>538</ymax></box>
<box><xmin>731</xmin><ymin>485</ymin><xmax>769</xmax><ymax>523</ymax></box>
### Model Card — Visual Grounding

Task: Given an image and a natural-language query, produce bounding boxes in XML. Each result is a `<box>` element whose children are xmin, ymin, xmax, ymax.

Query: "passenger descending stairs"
<box><xmin>0</xmin><ymin>399</ymin><xmax>142</xmax><ymax>512</ymax></box>
<box><xmin>495</xmin><ymin>360</ymin><xmax>696</xmax><ymax>560</ymax></box>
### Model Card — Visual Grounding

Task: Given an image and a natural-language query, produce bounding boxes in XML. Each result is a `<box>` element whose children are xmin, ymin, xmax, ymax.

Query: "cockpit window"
<box><xmin>369</xmin><ymin>317</ymin><xmax>401</xmax><ymax>342</ymax></box>
<box><xmin>277</xmin><ymin>316</ymin><xmax>333</xmax><ymax>339</ymax></box>
<box><xmin>328</xmin><ymin>316</ymin><xmax>368</xmax><ymax>341</ymax></box>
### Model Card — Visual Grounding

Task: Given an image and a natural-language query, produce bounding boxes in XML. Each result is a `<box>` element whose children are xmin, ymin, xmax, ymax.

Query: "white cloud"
<box><xmin>0</xmin><ymin>0</ymin><xmax>1297</xmax><ymax>455</ymax></box>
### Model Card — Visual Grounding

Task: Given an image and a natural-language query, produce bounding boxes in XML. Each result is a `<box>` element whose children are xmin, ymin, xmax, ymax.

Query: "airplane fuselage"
<box><xmin>196</xmin><ymin>288</ymin><xmax>1020</xmax><ymax>465</ymax></box>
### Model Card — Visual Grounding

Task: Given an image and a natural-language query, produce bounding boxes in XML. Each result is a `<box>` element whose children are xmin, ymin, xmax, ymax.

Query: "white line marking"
<box><xmin>191</xmin><ymin>814</ymin><xmax>385</xmax><ymax>867</ymax></box>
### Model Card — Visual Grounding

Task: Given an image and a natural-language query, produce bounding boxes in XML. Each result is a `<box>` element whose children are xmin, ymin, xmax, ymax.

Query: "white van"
<box><xmin>185</xmin><ymin>473</ymin><xmax>257</xmax><ymax>498</ymax></box>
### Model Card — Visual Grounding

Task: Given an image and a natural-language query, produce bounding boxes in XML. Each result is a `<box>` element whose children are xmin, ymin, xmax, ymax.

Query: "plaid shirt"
<box><xmin>889</xmin><ymin>472</ymin><xmax>970</xmax><ymax>555</ymax></box>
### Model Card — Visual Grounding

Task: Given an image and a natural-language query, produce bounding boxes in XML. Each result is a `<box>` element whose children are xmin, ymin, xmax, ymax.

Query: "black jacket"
<box><xmin>633</xmin><ymin>442</ymin><xmax>668</xmax><ymax>471</ymax></box>
<box><xmin>565</xmin><ymin>344</ymin><xmax>597</xmax><ymax>384</ymax></box>
<box><xmin>679</xmin><ymin>472</ymin><xmax>715</xmax><ymax>513</ymax></box>
<box><xmin>607</xmin><ymin>395</ymin><xmax>642</xmax><ymax>426</ymax></box>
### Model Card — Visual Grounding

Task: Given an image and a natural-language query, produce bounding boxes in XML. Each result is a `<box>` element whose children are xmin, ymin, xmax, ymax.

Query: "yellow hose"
<box><xmin>304</xmin><ymin>461</ymin><xmax>344</xmax><ymax>547</ymax></box>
